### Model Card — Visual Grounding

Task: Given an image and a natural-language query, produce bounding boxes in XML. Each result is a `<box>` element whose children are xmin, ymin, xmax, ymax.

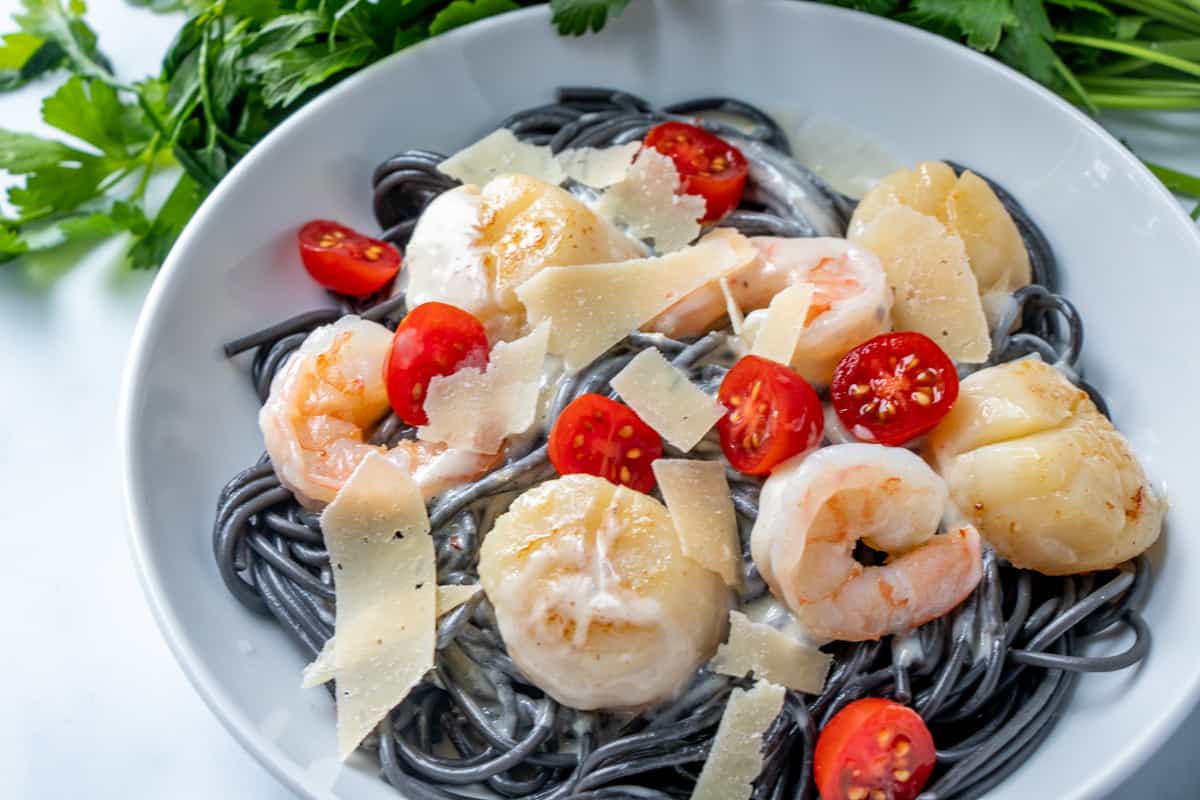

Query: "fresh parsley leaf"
<box><xmin>42</xmin><ymin>76</ymin><xmax>146</xmax><ymax>157</ymax></box>
<box><xmin>549</xmin><ymin>0</ymin><xmax>630</xmax><ymax>36</ymax></box>
<box><xmin>128</xmin><ymin>172</ymin><xmax>202</xmax><ymax>269</ymax></box>
<box><xmin>910</xmin><ymin>0</ymin><xmax>1016</xmax><ymax>50</ymax></box>
<box><xmin>0</xmin><ymin>225</ymin><xmax>28</xmax><ymax>263</ymax></box>
<box><xmin>123</xmin><ymin>0</ymin><xmax>207</xmax><ymax>13</ymax></box>
<box><xmin>995</xmin><ymin>0</ymin><xmax>1058</xmax><ymax>84</ymax></box>
<box><xmin>7</xmin><ymin>157</ymin><xmax>108</xmax><ymax>216</ymax></box>
<box><xmin>14</xmin><ymin>0</ymin><xmax>112</xmax><ymax>82</ymax></box>
<box><xmin>0</xmin><ymin>129</ymin><xmax>89</xmax><ymax>171</ymax></box>
<box><xmin>257</xmin><ymin>40</ymin><xmax>374</xmax><ymax>108</ymax></box>
<box><xmin>0</xmin><ymin>32</ymin><xmax>58</xmax><ymax>90</ymax></box>
<box><xmin>428</xmin><ymin>0</ymin><xmax>520</xmax><ymax>36</ymax></box>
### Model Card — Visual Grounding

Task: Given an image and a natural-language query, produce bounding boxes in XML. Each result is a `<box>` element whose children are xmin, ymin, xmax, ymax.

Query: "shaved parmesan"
<box><xmin>611</xmin><ymin>350</ymin><xmax>726</xmax><ymax>451</ymax></box>
<box><xmin>596</xmin><ymin>149</ymin><xmax>706</xmax><ymax>252</ymax></box>
<box><xmin>318</xmin><ymin>452</ymin><xmax>436</xmax><ymax>760</ymax></box>
<box><xmin>438</xmin><ymin>128</ymin><xmax>563</xmax><ymax>187</ymax></box>
<box><xmin>719</xmin><ymin>276</ymin><xmax>745</xmax><ymax>336</ymax></box>
<box><xmin>711</xmin><ymin>611</ymin><xmax>831</xmax><ymax>693</ymax></box>
<box><xmin>301</xmin><ymin>584</ymin><xmax>481</xmax><ymax>689</ymax></box>
<box><xmin>691</xmin><ymin>681</ymin><xmax>786</xmax><ymax>800</ymax></box>
<box><xmin>437</xmin><ymin>584</ymin><xmax>481</xmax><ymax>615</ymax></box>
<box><xmin>418</xmin><ymin>322</ymin><xmax>550</xmax><ymax>454</ymax></box>
<box><xmin>750</xmin><ymin>283</ymin><xmax>814</xmax><ymax>365</ymax></box>
<box><xmin>652</xmin><ymin>459</ymin><xmax>741</xmax><ymax>587</ymax></box>
<box><xmin>301</xmin><ymin>640</ymin><xmax>336</xmax><ymax>688</ymax></box>
<box><xmin>517</xmin><ymin>229</ymin><xmax>756</xmax><ymax>371</ymax></box>
<box><xmin>557</xmin><ymin>142</ymin><xmax>640</xmax><ymax>188</ymax></box>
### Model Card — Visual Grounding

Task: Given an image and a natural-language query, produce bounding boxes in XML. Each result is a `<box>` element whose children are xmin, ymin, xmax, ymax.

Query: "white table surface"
<box><xmin>1</xmin><ymin>1</ymin><xmax>1196</xmax><ymax>797</ymax></box>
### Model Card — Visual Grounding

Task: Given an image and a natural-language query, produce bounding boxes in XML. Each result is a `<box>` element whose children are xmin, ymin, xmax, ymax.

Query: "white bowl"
<box><xmin>120</xmin><ymin>1</ymin><xmax>1200</xmax><ymax>797</ymax></box>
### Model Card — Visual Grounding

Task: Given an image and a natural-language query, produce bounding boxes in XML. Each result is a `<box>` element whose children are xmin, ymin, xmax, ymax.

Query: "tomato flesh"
<box><xmin>830</xmin><ymin>332</ymin><xmax>959</xmax><ymax>446</ymax></box>
<box><xmin>717</xmin><ymin>355</ymin><xmax>823</xmax><ymax>476</ymax></box>
<box><xmin>385</xmin><ymin>302</ymin><xmax>489</xmax><ymax>426</ymax></box>
<box><xmin>643</xmin><ymin>121</ymin><xmax>748</xmax><ymax>222</ymax></box>
<box><xmin>298</xmin><ymin>219</ymin><xmax>401</xmax><ymax>297</ymax></box>
<box><xmin>549</xmin><ymin>394</ymin><xmax>662</xmax><ymax>492</ymax></box>
<box><xmin>814</xmin><ymin>698</ymin><xmax>936</xmax><ymax>800</ymax></box>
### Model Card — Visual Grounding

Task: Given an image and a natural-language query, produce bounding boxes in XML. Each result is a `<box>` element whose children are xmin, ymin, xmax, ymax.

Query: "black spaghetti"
<box><xmin>214</xmin><ymin>88</ymin><xmax>1149</xmax><ymax>800</ymax></box>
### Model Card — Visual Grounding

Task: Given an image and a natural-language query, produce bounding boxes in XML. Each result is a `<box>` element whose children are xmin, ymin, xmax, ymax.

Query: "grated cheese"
<box><xmin>317</xmin><ymin>451</ymin><xmax>436</xmax><ymax>760</ymax></box>
<box><xmin>437</xmin><ymin>128</ymin><xmax>563</xmax><ymax>187</ymax></box>
<box><xmin>595</xmin><ymin>149</ymin><xmax>706</xmax><ymax>252</ymax></box>
<box><xmin>690</xmin><ymin>680</ymin><xmax>786</xmax><ymax>800</ymax></box>
<box><xmin>652</xmin><ymin>459</ymin><xmax>741</xmax><ymax>587</ymax></box>
<box><xmin>516</xmin><ymin>229</ymin><xmax>756</xmax><ymax>371</ymax></box>
<box><xmin>711</xmin><ymin>611</ymin><xmax>831</xmax><ymax>693</ymax></box>
<box><xmin>750</xmin><ymin>283</ymin><xmax>814</xmax><ymax>365</ymax></box>
<box><xmin>418</xmin><ymin>322</ymin><xmax>550</xmax><ymax>454</ymax></box>
<box><xmin>611</xmin><ymin>350</ymin><xmax>726</xmax><ymax>452</ymax></box>
<box><xmin>557</xmin><ymin>142</ymin><xmax>641</xmax><ymax>188</ymax></box>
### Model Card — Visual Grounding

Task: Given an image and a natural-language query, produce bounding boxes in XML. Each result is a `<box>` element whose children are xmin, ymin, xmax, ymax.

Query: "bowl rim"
<box><xmin>119</xmin><ymin>2</ymin><xmax>1200</xmax><ymax>798</ymax></box>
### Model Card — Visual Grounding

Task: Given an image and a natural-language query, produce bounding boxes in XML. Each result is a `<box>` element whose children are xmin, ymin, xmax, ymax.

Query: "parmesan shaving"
<box><xmin>438</xmin><ymin>128</ymin><xmax>564</xmax><ymax>187</ymax></box>
<box><xmin>750</xmin><ymin>283</ymin><xmax>814</xmax><ymax>365</ymax></box>
<box><xmin>611</xmin><ymin>350</ymin><xmax>726</xmax><ymax>451</ymax></box>
<box><xmin>690</xmin><ymin>681</ymin><xmax>786</xmax><ymax>800</ymax></box>
<box><xmin>720</xmin><ymin>275</ymin><xmax>745</xmax><ymax>336</ymax></box>
<box><xmin>557</xmin><ymin>142</ymin><xmax>640</xmax><ymax>188</ymax></box>
<box><xmin>516</xmin><ymin>229</ymin><xmax>756</xmax><ymax>371</ymax></box>
<box><xmin>301</xmin><ymin>640</ymin><xmax>335</xmax><ymax>688</ymax></box>
<box><xmin>711</xmin><ymin>611</ymin><xmax>831</xmax><ymax>693</ymax></box>
<box><xmin>318</xmin><ymin>451</ymin><xmax>436</xmax><ymax>760</ymax></box>
<box><xmin>300</xmin><ymin>584</ymin><xmax>482</xmax><ymax>690</ymax></box>
<box><xmin>596</xmin><ymin>149</ymin><xmax>706</xmax><ymax>252</ymax></box>
<box><xmin>652</xmin><ymin>460</ymin><xmax>741</xmax><ymax>587</ymax></box>
<box><xmin>437</xmin><ymin>584</ymin><xmax>481</xmax><ymax>615</ymax></box>
<box><xmin>418</xmin><ymin>322</ymin><xmax>550</xmax><ymax>454</ymax></box>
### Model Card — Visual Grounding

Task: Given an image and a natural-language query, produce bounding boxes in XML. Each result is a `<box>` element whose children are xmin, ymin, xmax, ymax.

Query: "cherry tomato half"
<box><xmin>717</xmin><ymin>355</ymin><xmax>823</xmax><ymax>476</ymax></box>
<box><xmin>830</xmin><ymin>332</ymin><xmax>959</xmax><ymax>446</ymax></box>
<box><xmin>385</xmin><ymin>302</ymin><xmax>489</xmax><ymax>426</ymax></box>
<box><xmin>548</xmin><ymin>394</ymin><xmax>662</xmax><ymax>493</ymax></box>
<box><xmin>813</xmin><ymin>698</ymin><xmax>936</xmax><ymax>800</ymax></box>
<box><xmin>298</xmin><ymin>220</ymin><xmax>401</xmax><ymax>297</ymax></box>
<box><xmin>643</xmin><ymin>121</ymin><xmax>748</xmax><ymax>222</ymax></box>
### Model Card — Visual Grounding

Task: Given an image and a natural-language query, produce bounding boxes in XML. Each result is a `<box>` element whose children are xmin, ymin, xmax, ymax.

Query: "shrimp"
<box><xmin>259</xmin><ymin>316</ymin><xmax>495</xmax><ymax>509</ymax></box>
<box><xmin>751</xmin><ymin>443</ymin><xmax>982</xmax><ymax>641</ymax></box>
<box><xmin>646</xmin><ymin>236</ymin><xmax>891</xmax><ymax>385</ymax></box>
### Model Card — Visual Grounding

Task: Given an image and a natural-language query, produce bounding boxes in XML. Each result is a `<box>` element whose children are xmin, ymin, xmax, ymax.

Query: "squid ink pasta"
<box><xmin>214</xmin><ymin>88</ymin><xmax>1160</xmax><ymax>800</ymax></box>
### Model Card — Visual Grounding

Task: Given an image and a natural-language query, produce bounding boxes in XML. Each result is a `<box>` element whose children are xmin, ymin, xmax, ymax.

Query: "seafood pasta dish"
<box><xmin>214</xmin><ymin>88</ymin><xmax>1165</xmax><ymax>800</ymax></box>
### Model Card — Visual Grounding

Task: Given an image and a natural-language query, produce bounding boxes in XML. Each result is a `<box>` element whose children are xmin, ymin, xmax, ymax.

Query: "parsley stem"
<box><xmin>1055</xmin><ymin>32</ymin><xmax>1200</xmax><ymax>77</ymax></box>
<box><xmin>1082</xmin><ymin>92</ymin><xmax>1200</xmax><ymax>107</ymax></box>
<box><xmin>1100</xmin><ymin>0</ymin><xmax>1200</xmax><ymax>34</ymax></box>
<box><xmin>1080</xmin><ymin>76</ymin><xmax>1200</xmax><ymax>94</ymax></box>
<box><xmin>1145</xmin><ymin>160</ymin><xmax>1200</xmax><ymax>196</ymax></box>
<box><xmin>1054</xmin><ymin>57</ymin><xmax>1099</xmax><ymax>115</ymax></box>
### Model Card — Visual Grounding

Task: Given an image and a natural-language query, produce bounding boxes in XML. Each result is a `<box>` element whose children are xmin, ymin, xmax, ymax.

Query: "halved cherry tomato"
<box><xmin>643</xmin><ymin>121</ymin><xmax>748</xmax><ymax>222</ymax></box>
<box><xmin>716</xmin><ymin>355</ymin><xmax>823</xmax><ymax>476</ymax></box>
<box><xmin>548</xmin><ymin>394</ymin><xmax>662</xmax><ymax>492</ymax></box>
<box><xmin>813</xmin><ymin>698</ymin><xmax>936</xmax><ymax>800</ymax></box>
<box><xmin>830</xmin><ymin>332</ymin><xmax>959</xmax><ymax>446</ymax></box>
<box><xmin>298</xmin><ymin>220</ymin><xmax>401</xmax><ymax>297</ymax></box>
<box><xmin>385</xmin><ymin>302</ymin><xmax>489</xmax><ymax>426</ymax></box>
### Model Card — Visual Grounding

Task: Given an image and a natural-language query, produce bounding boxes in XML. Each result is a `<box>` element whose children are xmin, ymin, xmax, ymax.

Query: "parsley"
<box><xmin>1</xmin><ymin>0</ymin><xmax>1197</xmax><ymax>277</ymax></box>
<box><xmin>549</xmin><ymin>0</ymin><xmax>631</xmax><ymax>35</ymax></box>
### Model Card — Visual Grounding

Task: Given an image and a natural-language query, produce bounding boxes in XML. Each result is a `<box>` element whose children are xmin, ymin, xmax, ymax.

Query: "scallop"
<box><xmin>925</xmin><ymin>359</ymin><xmax>1165</xmax><ymax>575</ymax></box>
<box><xmin>478</xmin><ymin>474</ymin><xmax>729</xmax><ymax>710</ymax></box>
<box><xmin>849</xmin><ymin>161</ymin><xmax>1033</xmax><ymax>363</ymax></box>
<box><xmin>403</xmin><ymin>175</ymin><xmax>644</xmax><ymax>339</ymax></box>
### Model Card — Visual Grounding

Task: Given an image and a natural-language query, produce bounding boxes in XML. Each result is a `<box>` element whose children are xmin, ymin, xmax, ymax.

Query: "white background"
<box><xmin>0</xmin><ymin>1</ymin><xmax>1195</xmax><ymax>797</ymax></box>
